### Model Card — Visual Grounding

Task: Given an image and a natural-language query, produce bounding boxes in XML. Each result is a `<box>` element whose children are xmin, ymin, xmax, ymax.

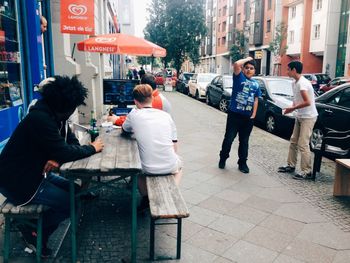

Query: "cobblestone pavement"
<box><xmin>2</xmin><ymin>91</ymin><xmax>350</xmax><ymax>262</ymax></box>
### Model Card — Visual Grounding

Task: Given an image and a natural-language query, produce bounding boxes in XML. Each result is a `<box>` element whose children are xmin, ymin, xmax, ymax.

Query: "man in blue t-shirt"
<box><xmin>218</xmin><ymin>57</ymin><xmax>261</xmax><ymax>173</ymax></box>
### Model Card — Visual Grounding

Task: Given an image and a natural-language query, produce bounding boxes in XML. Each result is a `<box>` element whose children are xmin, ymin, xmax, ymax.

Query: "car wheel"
<box><xmin>206</xmin><ymin>93</ymin><xmax>212</xmax><ymax>105</ymax></box>
<box><xmin>195</xmin><ymin>90</ymin><xmax>200</xmax><ymax>100</ymax></box>
<box><xmin>310</xmin><ymin>127</ymin><xmax>324</xmax><ymax>151</ymax></box>
<box><xmin>265</xmin><ymin>114</ymin><xmax>276</xmax><ymax>133</ymax></box>
<box><xmin>219</xmin><ymin>98</ymin><xmax>228</xmax><ymax>113</ymax></box>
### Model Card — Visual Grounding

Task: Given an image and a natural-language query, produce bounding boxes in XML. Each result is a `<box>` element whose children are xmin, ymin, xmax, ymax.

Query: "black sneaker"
<box><xmin>238</xmin><ymin>163</ymin><xmax>249</xmax><ymax>173</ymax></box>
<box><xmin>218</xmin><ymin>159</ymin><xmax>226</xmax><ymax>169</ymax></box>
<box><xmin>278</xmin><ymin>165</ymin><xmax>295</xmax><ymax>173</ymax></box>
<box><xmin>19</xmin><ymin>226</ymin><xmax>52</xmax><ymax>258</ymax></box>
<box><xmin>137</xmin><ymin>196</ymin><xmax>149</xmax><ymax>213</ymax></box>
<box><xmin>293</xmin><ymin>172</ymin><xmax>312</xmax><ymax>180</ymax></box>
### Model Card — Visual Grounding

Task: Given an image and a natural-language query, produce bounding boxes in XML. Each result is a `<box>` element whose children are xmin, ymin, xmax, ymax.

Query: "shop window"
<box><xmin>0</xmin><ymin>0</ymin><xmax>23</xmax><ymax>111</ymax></box>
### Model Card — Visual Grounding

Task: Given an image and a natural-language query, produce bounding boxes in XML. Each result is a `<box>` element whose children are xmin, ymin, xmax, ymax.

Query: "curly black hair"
<box><xmin>41</xmin><ymin>75</ymin><xmax>88</xmax><ymax>113</ymax></box>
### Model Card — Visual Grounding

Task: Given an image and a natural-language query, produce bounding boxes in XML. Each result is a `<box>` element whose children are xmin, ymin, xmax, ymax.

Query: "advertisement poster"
<box><xmin>60</xmin><ymin>0</ymin><xmax>95</xmax><ymax>35</ymax></box>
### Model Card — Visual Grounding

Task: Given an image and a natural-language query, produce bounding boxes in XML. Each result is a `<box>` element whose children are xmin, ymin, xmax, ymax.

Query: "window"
<box><xmin>291</xmin><ymin>6</ymin><xmax>296</xmax><ymax>18</ymax></box>
<box><xmin>237</xmin><ymin>13</ymin><xmax>241</xmax><ymax>23</ymax></box>
<box><xmin>267</xmin><ymin>20</ymin><xmax>271</xmax><ymax>33</ymax></box>
<box><xmin>315</xmin><ymin>0</ymin><xmax>322</xmax><ymax>10</ymax></box>
<box><xmin>218</xmin><ymin>23</ymin><xmax>221</xmax><ymax>32</ymax></box>
<box><xmin>313</xmin><ymin>24</ymin><xmax>320</xmax><ymax>39</ymax></box>
<box><xmin>228</xmin><ymin>32</ymin><xmax>232</xmax><ymax>41</ymax></box>
<box><xmin>222</xmin><ymin>21</ymin><xmax>226</xmax><ymax>32</ymax></box>
<box><xmin>223</xmin><ymin>6</ymin><xmax>227</xmax><ymax>16</ymax></box>
<box><xmin>222</xmin><ymin>37</ymin><xmax>226</xmax><ymax>45</ymax></box>
<box><xmin>289</xmin><ymin>30</ymin><xmax>294</xmax><ymax>43</ymax></box>
<box><xmin>219</xmin><ymin>9</ymin><xmax>221</xmax><ymax>17</ymax></box>
<box><xmin>338</xmin><ymin>88</ymin><xmax>350</xmax><ymax>108</ymax></box>
<box><xmin>217</xmin><ymin>38</ymin><xmax>220</xmax><ymax>46</ymax></box>
<box><xmin>230</xmin><ymin>0</ymin><xmax>234</xmax><ymax>7</ymax></box>
<box><xmin>229</xmin><ymin>15</ymin><xmax>233</xmax><ymax>24</ymax></box>
<box><xmin>268</xmin><ymin>0</ymin><xmax>272</xmax><ymax>10</ymax></box>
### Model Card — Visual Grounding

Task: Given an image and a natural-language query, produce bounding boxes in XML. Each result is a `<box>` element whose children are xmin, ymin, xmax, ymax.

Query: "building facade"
<box><xmin>198</xmin><ymin>0</ymin><xmax>350</xmax><ymax>78</ymax></box>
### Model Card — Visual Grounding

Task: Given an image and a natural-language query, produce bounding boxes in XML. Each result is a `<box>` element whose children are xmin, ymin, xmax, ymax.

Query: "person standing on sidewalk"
<box><xmin>278</xmin><ymin>61</ymin><xmax>318</xmax><ymax>180</ymax></box>
<box><xmin>218</xmin><ymin>57</ymin><xmax>261</xmax><ymax>173</ymax></box>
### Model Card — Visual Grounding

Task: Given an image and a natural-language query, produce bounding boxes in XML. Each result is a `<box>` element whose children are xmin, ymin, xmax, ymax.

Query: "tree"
<box><xmin>136</xmin><ymin>56</ymin><xmax>152</xmax><ymax>66</ymax></box>
<box><xmin>229</xmin><ymin>29</ymin><xmax>248</xmax><ymax>63</ymax></box>
<box><xmin>144</xmin><ymin>0</ymin><xmax>207</xmax><ymax>76</ymax></box>
<box><xmin>144</xmin><ymin>0</ymin><xmax>169</xmax><ymax>68</ymax></box>
<box><xmin>268</xmin><ymin>22</ymin><xmax>288</xmax><ymax>75</ymax></box>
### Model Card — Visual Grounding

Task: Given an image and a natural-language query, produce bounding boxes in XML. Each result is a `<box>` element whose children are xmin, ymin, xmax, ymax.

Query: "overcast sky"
<box><xmin>134</xmin><ymin>0</ymin><xmax>151</xmax><ymax>37</ymax></box>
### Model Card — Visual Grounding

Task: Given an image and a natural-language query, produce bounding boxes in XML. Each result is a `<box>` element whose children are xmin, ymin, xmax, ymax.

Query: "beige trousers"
<box><xmin>287</xmin><ymin>117</ymin><xmax>317</xmax><ymax>173</ymax></box>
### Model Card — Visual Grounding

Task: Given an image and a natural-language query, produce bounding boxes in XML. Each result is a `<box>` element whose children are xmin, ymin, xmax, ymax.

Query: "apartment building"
<box><xmin>199</xmin><ymin>0</ymin><xmax>350</xmax><ymax>78</ymax></box>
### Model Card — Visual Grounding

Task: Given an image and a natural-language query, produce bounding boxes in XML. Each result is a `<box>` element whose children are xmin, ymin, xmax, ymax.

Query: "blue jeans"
<box><xmin>220</xmin><ymin>111</ymin><xmax>254</xmax><ymax>164</ymax></box>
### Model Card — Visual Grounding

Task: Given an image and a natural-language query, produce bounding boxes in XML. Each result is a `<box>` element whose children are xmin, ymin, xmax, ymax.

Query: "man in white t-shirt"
<box><xmin>122</xmin><ymin>84</ymin><xmax>182</xmax><ymax>211</ymax></box>
<box><xmin>278</xmin><ymin>61</ymin><xmax>318</xmax><ymax>180</ymax></box>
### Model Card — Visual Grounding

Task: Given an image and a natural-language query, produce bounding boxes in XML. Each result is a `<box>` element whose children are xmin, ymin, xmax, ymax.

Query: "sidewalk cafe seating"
<box><xmin>146</xmin><ymin>175</ymin><xmax>189</xmax><ymax>260</ymax></box>
<box><xmin>312</xmin><ymin>128</ymin><xmax>350</xmax><ymax>179</ymax></box>
<box><xmin>0</xmin><ymin>200</ymin><xmax>49</xmax><ymax>263</ymax></box>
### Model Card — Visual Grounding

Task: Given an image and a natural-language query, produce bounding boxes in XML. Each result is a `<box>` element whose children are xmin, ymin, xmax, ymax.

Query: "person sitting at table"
<box><xmin>121</xmin><ymin>84</ymin><xmax>182</xmax><ymax>212</ymax></box>
<box><xmin>0</xmin><ymin>75</ymin><xmax>104</xmax><ymax>257</ymax></box>
<box><xmin>107</xmin><ymin>73</ymin><xmax>172</xmax><ymax>126</ymax></box>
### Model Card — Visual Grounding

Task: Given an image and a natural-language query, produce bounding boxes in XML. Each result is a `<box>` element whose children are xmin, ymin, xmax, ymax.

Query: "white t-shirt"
<box><xmin>122</xmin><ymin>107</ymin><xmax>179</xmax><ymax>174</ymax></box>
<box><xmin>293</xmin><ymin>76</ymin><xmax>318</xmax><ymax>118</ymax></box>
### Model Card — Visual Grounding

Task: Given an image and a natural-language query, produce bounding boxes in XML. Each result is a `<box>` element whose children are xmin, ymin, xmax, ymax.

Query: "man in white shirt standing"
<box><xmin>278</xmin><ymin>61</ymin><xmax>318</xmax><ymax>180</ymax></box>
<box><xmin>122</xmin><ymin>84</ymin><xmax>182</xmax><ymax>211</ymax></box>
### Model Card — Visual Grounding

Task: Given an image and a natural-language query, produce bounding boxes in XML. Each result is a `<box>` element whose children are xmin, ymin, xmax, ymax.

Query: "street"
<box><xmin>2</xmin><ymin>91</ymin><xmax>350</xmax><ymax>262</ymax></box>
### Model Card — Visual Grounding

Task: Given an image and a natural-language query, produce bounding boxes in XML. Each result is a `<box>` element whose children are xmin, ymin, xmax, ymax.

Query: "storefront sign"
<box><xmin>60</xmin><ymin>0</ymin><xmax>95</xmax><ymax>35</ymax></box>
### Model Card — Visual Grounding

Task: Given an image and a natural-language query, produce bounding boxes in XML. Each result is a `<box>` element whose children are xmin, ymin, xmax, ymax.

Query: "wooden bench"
<box><xmin>146</xmin><ymin>175</ymin><xmax>189</xmax><ymax>260</ymax></box>
<box><xmin>0</xmin><ymin>200</ymin><xmax>49</xmax><ymax>263</ymax></box>
<box><xmin>334</xmin><ymin>159</ymin><xmax>350</xmax><ymax>196</ymax></box>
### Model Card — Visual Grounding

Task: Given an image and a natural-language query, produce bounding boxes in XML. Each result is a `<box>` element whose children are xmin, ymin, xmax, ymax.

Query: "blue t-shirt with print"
<box><xmin>229</xmin><ymin>72</ymin><xmax>261</xmax><ymax>116</ymax></box>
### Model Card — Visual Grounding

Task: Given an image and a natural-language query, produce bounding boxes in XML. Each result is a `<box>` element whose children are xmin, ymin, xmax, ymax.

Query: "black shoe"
<box><xmin>278</xmin><ymin>165</ymin><xmax>295</xmax><ymax>173</ymax></box>
<box><xmin>137</xmin><ymin>196</ymin><xmax>149</xmax><ymax>213</ymax></box>
<box><xmin>293</xmin><ymin>172</ymin><xmax>312</xmax><ymax>180</ymax></box>
<box><xmin>20</xmin><ymin>226</ymin><xmax>52</xmax><ymax>258</ymax></box>
<box><xmin>238</xmin><ymin>163</ymin><xmax>249</xmax><ymax>173</ymax></box>
<box><xmin>218</xmin><ymin>158</ymin><xmax>226</xmax><ymax>169</ymax></box>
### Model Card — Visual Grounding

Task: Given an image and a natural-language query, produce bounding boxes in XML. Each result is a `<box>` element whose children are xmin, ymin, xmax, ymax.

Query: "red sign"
<box><xmin>60</xmin><ymin>0</ymin><xmax>95</xmax><ymax>35</ymax></box>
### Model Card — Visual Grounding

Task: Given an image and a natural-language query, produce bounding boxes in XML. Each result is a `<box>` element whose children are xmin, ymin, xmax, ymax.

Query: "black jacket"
<box><xmin>0</xmin><ymin>100</ymin><xmax>96</xmax><ymax>204</ymax></box>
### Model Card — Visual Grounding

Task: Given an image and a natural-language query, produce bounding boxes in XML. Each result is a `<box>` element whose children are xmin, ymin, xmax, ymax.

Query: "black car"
<box><xmin>253</xmin><ymin>76</ymin><xmax>295</xmax><ymax>134</ymax></box>
<box><xmin>175</xmin><ymin>72</ymin><xmax>194</xmax><ymax>94</ymax></box>
<box><xmin>302</xmin><ymin>73</ymin><xmax>331</xmax><ymax>93</ymax></box>
<box><xmin>206</xmin><ymin>75</ymin><xmax>232</xmax><ymax>112</ymax></box>
<box><xmin>310</xmin><ymin>83</ymin><xmax>350</xmax><ymax>157</ymax></box>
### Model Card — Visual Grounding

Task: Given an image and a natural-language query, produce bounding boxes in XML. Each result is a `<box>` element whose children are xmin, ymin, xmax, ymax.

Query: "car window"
<box><xmin>303</xmin><ymin>75</ymin><xmax>312</xmax><ymax>81</ymax></box>
<box><xmin>338</xmin><ymin>88</ymin><xmax>350</xmax><ymax>108</ymax></box>
<box><xmin>183</xmin><ymin>73</ymin><xmax>193</xmax><ymax>80</ymax></box>
<box><xmin>211</xmin><ymin>76</ymin><xmax>220</xmax><ymax>85</ymax></box>
<box><xmin>254</xmin><ymin>79</ymin><xmax>266</xmax><ymax>96</ymax></box>
<box><xmin>316</xmin><ymin>74</ymin><xmax>331</xmax><ymax>84</ymax></box>
<box><xmin>266</xmin><ymin>79</ymin><xmax>293</xmax><ymax>97</ymax></box>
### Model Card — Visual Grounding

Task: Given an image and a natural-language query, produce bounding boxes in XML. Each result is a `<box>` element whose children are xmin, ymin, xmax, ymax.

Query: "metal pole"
<box><xmin>244</xmin><ymin>0</ymin><xmax>250</xmax><ymax>57</ymax></box>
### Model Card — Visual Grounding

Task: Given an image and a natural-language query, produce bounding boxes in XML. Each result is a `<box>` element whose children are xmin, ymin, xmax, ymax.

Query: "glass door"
<box><xmin>0</xmin><ymin>0</ymin><xmax>24</xmax><ymax>149</ymax></box>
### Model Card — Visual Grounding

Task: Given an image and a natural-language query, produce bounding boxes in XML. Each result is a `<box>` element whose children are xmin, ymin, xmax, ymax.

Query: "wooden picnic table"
<box><xmin>60</xmin><ymin>127</ymin><xmax>141</xmax><ymax>263</ymax></box>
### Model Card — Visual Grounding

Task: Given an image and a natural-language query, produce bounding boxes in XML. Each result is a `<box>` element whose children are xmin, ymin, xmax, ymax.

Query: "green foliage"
<box><xmin>268</xmin><ymin>22</ymin><xmax>288</xmax><ymax>58</ymax></box>
<box><xmin>229</xmin><ymin>29</ymin><xmax>247</xmax><ymax>63</ymax></box>
<box><xmin>136</xmin><ymin>56</ymin><xmax>152</xmax><ymax>66</ymax></box>
<box><xmin>144</xmin><ymin>0</ymin><xmax>207</xmax><ymax>75</ymax></box>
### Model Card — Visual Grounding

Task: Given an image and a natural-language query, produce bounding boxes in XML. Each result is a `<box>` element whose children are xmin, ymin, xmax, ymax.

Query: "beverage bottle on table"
<box><xmin>89</xmin><ymin>110</ymin><xmax>99</xmax><ymax>142</ymax></box>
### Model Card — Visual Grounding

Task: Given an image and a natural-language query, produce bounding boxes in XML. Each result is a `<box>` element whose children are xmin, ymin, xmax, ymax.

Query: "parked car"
<box><xmin>155</xmin><ymin>72</ymin><xmax>165</xmax><ymax>86</ymax></box>
<box><xmin>310</xmin><ymin>83</ymin><xmax>350</xmax><ymax>157</ymax></box>
<box><xmin>206</xmin><ymin>75</ymin><xmax>232</xmax><ymax>112</ymax></box>
<box><xmin>253</xmin><ymin>76</ymin><xmax>296</xmax><ymax>134</ymax></box>
<box><xmin>176</xmin><ymin>72</ymin><xmax>194</xmax><ymax>94</ymax></box>
<box><xmin>188</xmin><ymin>73</ymin><xmax>218</xmax><ymax>100</ymax></box>
<box><xmin>302</xmin><ymin>73</ymin><xmax>331</xmax><ymax>93</ymax></box>
<box><xmin>319</xmin><ymin>77</ymin><xmax>350</xmax><ymax>94</ymax></box>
